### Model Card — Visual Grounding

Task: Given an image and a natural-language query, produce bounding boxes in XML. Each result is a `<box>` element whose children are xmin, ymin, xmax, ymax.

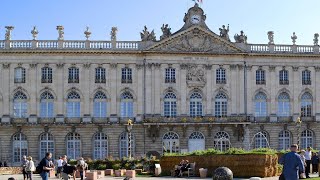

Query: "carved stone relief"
<box><xmin>186</xmin><ymin>64</ymin><xmax>206</xmax><ymax>87</ymax></box>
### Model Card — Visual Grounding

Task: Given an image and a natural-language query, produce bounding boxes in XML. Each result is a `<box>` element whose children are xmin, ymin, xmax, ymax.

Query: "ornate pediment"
<box><xmin>147</xmin><ymin>26</ymin><xmax>243</xmax><ymax>54</ymax></box>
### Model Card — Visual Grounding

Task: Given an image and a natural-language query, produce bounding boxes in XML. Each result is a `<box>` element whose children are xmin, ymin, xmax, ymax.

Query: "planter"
<box><xmin>105</xmin><ymin>169</ymin><xmax>114</xmax><ymax>176</ymax></box>
<box><xmin>97</xmin><ymin>170</ymin><xmax>105</xmax><ymax>178</ymax></box>
<box><xmin>86</xmin><ymin>171</ymin><xmax>97</xmax><ymax>180</ymax></box>
<box><xmin>126</xmin><ymin>170</ymin><xmax>136</xmax><ymax>178</ymax></box>
<box><xmin>114</xmin><ymin>170</ymin><xmax>123</xmax><ymax>177</ymax></box>
<box><xmin>135</xmin><ymin>169</ymin><xmax>143</xmax><ymax>174</ymax></box>
<box><xmin>199</xmin><ymin>168</ymin><xmax>207</xmax><ymax>178</ymax></box>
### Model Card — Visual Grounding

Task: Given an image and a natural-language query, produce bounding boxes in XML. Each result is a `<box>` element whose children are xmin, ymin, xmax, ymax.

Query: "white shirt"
<box><xmin>305</xmin><ymin>150</ymin><xmax>312</xmax><ymax>160</ymax></box>
<box><xmin>57</xmin><ymin>159</ymin><xmax>63</xmax><ymax>167</ymax></box>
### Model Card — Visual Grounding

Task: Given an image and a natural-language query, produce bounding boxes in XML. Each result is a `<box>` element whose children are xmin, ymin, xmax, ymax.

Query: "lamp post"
<box><xmin>296</xmin><ymin>117</ymin><xmax>302</xmax><ymax>150</ymax></box>
<box><xmin>126</xmin><ymin>119</ymin><xmax>133</xmax><ymax>159</ymax></box>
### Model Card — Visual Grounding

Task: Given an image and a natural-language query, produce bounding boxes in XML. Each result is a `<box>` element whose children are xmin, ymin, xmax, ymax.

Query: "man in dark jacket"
<box><xmin>279</xmin><ymin>144</ymin><xmax>305</xmax><ymax>180</ymax></box>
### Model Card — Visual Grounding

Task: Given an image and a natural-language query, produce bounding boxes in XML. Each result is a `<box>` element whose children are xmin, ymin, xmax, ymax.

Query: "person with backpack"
<box><xmin>21</xmin><ymin>155</ymin><xmax>28</xmax><ymax>180</ymax></box>
<box><xmin>76</xmin><ymin>157</ymin><xmax>88</xmax><ymax>180</ymax></box>
<box><xmin>38</xmin><ymin>152</ymin><xmax>55</xmax><ymax>180</ymax></box>
<box><xmin>61</xmin><ymin>164</ymin><xmax>77</xmax><ymax>180</ymax></box>
<box><xmin>25</xmin><ymin>156</ymin><xmax>35</xmax><ymax>180</ymax></box>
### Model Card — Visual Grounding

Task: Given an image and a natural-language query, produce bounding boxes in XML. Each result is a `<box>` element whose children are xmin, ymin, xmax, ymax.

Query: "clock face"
<box><xmin>190</xmin><ymin>15</ymin><xmax>201</xmax><ymax>24</ymax></box>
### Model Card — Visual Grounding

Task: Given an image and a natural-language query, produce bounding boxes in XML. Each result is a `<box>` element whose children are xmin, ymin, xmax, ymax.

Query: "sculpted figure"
<box><xmin>291</xmin><ymin>32</ymin><xmax>297</xmax><ymax>45</ymax></box>
<box><xmin>5</xmin><ymin>26</ymin><xmax>14</xmax><ymax>40</ymax></box>
<box><xmin>234</xmin><ymin>30</ymin><xmax>247</xmax><ymax>43</ymax></box>
<box><xmin>160</xmin><ymin>24</ymin><xmax>171</xmax><ymax>40</ymax></box>
<box><xmin>267</xmin><ymin>31</ymin><xmax>274</xmax><ymax>44</ymax></box>
<box><xmin>140</xmin><ymin>26</ymin><xmax>156</xmax><ymax>41</ymax></box>
<box><xmin>110</xmin><ymin>27</ymin><xmax>118</xmax><ymax>41</ymax></box>
<box><xmin>314</xmin><ymin>33</ymin><xmax>319</xmax><ymax>46</ymax></box>
<box><xmin>219</xmin><ymin>24</ymin><xmax>230</xmax><ymax>41</ymax></box>
<box><xmin>56</xmin><ymin>26</ymin><xmax>64</xmax><ymax>40</ymax></box>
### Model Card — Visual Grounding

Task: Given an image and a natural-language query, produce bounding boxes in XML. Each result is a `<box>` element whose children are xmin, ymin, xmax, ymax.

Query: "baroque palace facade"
<box><xmin>1</xmin><ymin>4</ymin><xmax>320</xmax><ymax>165</ymax></box>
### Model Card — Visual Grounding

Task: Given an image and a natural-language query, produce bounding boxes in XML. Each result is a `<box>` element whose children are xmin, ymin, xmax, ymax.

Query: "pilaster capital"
<box><xmin>230</xmin><ymin>64</ymin><xmax>237</xmax><ymax>71</ymax></box>
<box><xmin>154</xmin><ymin>63</ymin><xmax>161</xmax><ymax>69</ymax></box>
<box><xmin>292</xmin><ymin>66</ymin><xmax>299</xmax><ymax>71</ymax></box>
<box><xmin>203</xmin><ymin>64</ymin><xmax>212</xmax><ymax>70</ymax></box>
<box><xmin>56</xmin><ymin>63</ymin><xmax>64</xmax><ymax>69</ymax></box>
<box><xmin>180</xmin><ymin>63</ymin><xmax>188</xmax><ymax>70</ymax></box>
<box><xmin>29</xmin><ymin>63</ymin><xmax>37</xmax><ymax>69</ymax></box>
<box><xmin>135</xmin><ymin>63</ymin><xmax>144</xmax><ymax>70</ymax></box>
<box><xmin>237</xmin><ymin>64</ymin><xmax>243</xmax><ymax>70</ymax></box>
<box><xmin>315</xmin><ymin>66</ymin><xmax>320</xmax><ymax>72</ymax></box>
<box><xmin>110</xmin><ymin>63</ymin><xmax>117</xmax><ymax>69</ymax></box>
<box><xmin>269</xmin><ymin>65</ymin><xmax>276</xmax><ymax>72</ymax></box>
<box><xmin>83</xmin><ymin>63</ymin><xmax>91</xmax><ymax>69</ymax></box>
<box><xmin>2</xmin><ymin>63</ymin><xmax>10</xmax><ymax>69</ymax></box>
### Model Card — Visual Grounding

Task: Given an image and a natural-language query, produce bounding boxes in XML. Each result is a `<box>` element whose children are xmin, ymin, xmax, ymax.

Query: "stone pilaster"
<box><xmin>292</xmin><ymin>66</ymin><xmax>300</xmax><ymax>115</ymax></box>
<box><xmin>205</xmin><ymin>64</ymin><xmax>212</xmax><ymax>115</ymax></box>
<box><xmin>154</xmin><ymin>63</ymin><xmax>161</xmax><ymax>114</ymax></box>
<box><xmin>180</xmin><ymin>64</ymin><xmax>187</xmax><ymax>115</ymax></box>
<box><xmin>109</xmin><ymin>63</ymin><xmax>117</xmax><ymax>118</ymax></box>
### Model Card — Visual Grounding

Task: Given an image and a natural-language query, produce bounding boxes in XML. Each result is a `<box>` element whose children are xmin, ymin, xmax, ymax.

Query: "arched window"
<box><xmin>188</xmin><ymin>132</ymin><xmax>205</xmax><ymax>152</ymax></box>
<box><xmin>216</xmin><ymin>68</ymin><xmax>226</xmax><ymax>84</ymax></box>
<box><xmin>215</xmin><ymin>92</ymin><xmax>227</xmax><ymax>117</ymax></box>
<box><xmin>164</xmin><ymin>92</ymin><xmax>177</xmax><ymax>117</ymax></box>
<box><xmin>278</xmin><ymin>130</ymin><xmax>291</xmax><ymax>150</ymax></box>
<box><xmin>66</xmin><ymin>133</ymin><xmax>81</xmax><ymax>159</ymax></box>
<box><xmin>119</xmin><ymin>132</ymin><xmax>135</xmax><ymax>158</ymax></box>
<box><xmin>93</xmin><ymin>91</ymin><xmax>107</xmax><ymax>118</ymax></box>
<box><xmin>301</xmin><ymin>130</ymin><xmax>313</xmax><ymax>150</ymax></box>
<box><xmin>13</xmin><ymin>91</ymin><xmax>28</xmax><ymax>118</ymax></box>
<box><xmin>93</xmin><ymin>132</ymin><xmax>108</xmax><ymax>160</ymax></box>
<box><xmin>67</xmin><ymin>91</ymin><xmax>81</xmax><ymax>118</ymax></box>
<box><xmin>189</xmin><ymin>92</ymin><xmax>203</xmax><ymax>117</ymax></box>
<box><xmin>40</xmin><ymin>91</ymin><xmax>54</xmax><ymax>118</ymax></box>
<box><xmin>277</xmin><ymin>92</ymin><xmax>290</xmax><ymax>117</ymax></box>
<box><xmin>163</xmin><ymin>132</ymin><xmax>179</xmax><ymax>153</ymax></box>
<box><xmin>301</xmin><ymin>93</ymin><xmax>312</xmax><ymax>117</ymax></box>
<box><xmin>254</xmin><ymin>131</ymin><xmax>268</xmax><ymax>148</ymax></box>
<box><xmin>120</xmin><ymin>92</ymin><xmax>133</xmax><ymax>117</ymax></box>
<box><xmin>39</xmin><ymin>133</ymin><xmax>54</xmax><ymax>159</ymax></box>
<box><xmin>214</xmin><ymin>131</ymin><xmax>230</xmax><ymax>151</ymax></box>
<box><xmin>254</xmin><ymin>92</ymin><xmax>267</xmax><ymax>117</ymax></box>
<box><xmin>12</xmin><ymin>133</ymin><xmax>28</xmax><ymax>163</ymax></box>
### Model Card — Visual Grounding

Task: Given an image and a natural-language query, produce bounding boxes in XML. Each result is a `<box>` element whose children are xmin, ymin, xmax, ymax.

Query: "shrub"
<box><xmin>112</xmin><ymin>163</ymin><xmax>121</xmax><ymax>170</ymax></box>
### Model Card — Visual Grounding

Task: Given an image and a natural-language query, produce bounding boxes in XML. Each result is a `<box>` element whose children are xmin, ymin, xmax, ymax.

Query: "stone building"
<box><xmin>0</xmin><ymin>4</ymin><xmax>320</xmax><ymax>165</ymax></box>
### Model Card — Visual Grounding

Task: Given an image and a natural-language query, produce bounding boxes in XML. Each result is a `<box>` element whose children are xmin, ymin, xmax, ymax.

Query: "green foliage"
<box><xmin>163</xmin><ymin>148</ymin><xmax>280</xmax><ymax>156</ymax></box>
<box><xmin>112</xmin><ymin>163</ymin><xmax>121</xmax><ymax>170</ymax></box>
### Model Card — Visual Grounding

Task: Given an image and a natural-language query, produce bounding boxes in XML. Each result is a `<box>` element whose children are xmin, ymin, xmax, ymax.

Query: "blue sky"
<box><xmin>1</xmin><ymin>0</ymin><xmax>319</xmax><ymax>45</ymax></box>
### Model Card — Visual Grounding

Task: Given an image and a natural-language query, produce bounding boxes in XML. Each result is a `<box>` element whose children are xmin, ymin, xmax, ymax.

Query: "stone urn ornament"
<box><xmin>212</xmin><ymin>167</ymin><xmax>233</xmax><ymax>180</ymax></box>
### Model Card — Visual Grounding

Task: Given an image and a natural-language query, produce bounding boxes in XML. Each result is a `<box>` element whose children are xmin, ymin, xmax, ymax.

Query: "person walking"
<box><xmin>61</xmin><ymin>164</ymin><xmax>77</xmax><ymax>180</ymax></box>
<box><xmin>39</xmin><ymin>152</ymin><xmax>55</xmax><ymax>180</ymax></box>
<box><xmin>21</xmin><ymin>155</ymin><xmax>28</xmax><ymax>180</ymax></box>
<box><xmin>311</xmin><ymin>152</ymin><xmax>319</xmax><ymax>173</ymax></box>
<box><xmin>279</xmin><ymin>144</ymin><xmax>305</xmax><ymax>180</ymax></box>
<box><xmin>76</xmin><ymin>157</ymin><xmax>88</xmax><ymax>180</ymax></box>
<box><xmin>305</xmin><ymin>146</ymin><xmax>312</xmax><ymax>178</ymax></box>
<box><xmin>25</xmin><ymin>156</ymin><xmax>35</xmax><ymax>180</ymax></box>
<box><xmin>56</xmin><ymin>156</ymin><xmax>63</xmax><ymax>178</ymax></box>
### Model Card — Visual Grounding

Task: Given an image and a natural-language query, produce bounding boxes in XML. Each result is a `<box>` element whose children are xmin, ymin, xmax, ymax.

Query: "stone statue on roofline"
<box><xmin>31</xmin><ymin>26</ymin><xmax>39</xmax><ymax>40</ymax></box>
<box><xmin>5</xmin><ymin>26</ymin><xmax>14</xmax><ymax>40</ymax></box>
<box><xmin>234</xmin><ymin>30</ymin><xmax>247</xmax><ymax>44</ymax></box>
<box><xmin>160</xmin><ymin>24</ymin><xmax>171</xmax><ymax>40</ymax></box>
<box><xmin>267</xmin><ymin>31</ymin><xmax>274</xmax><ymax>45</ymax></box>
<box><xmin>56</xmin><ymin>26</ymin><xmax>64</xmax><ymax>40</ymax></box>
<box><xmin>140</xmin><ymin>25</ymin><xmax>156</xmax><ymax>42</ymax></box>
<box><xmin>219</xmin><ymin>24</ymin><xmax>230</xmax><ymax>41</ymax></box>
<box><xmin>291</xmin><ymin>32</ymin><xmax>297</xmax><ymax>45</ymax></box>
<box><xmin>110</xmin><ymin>27</ymin><xmax>118</xmax><ymax>41</ymax></box>
<box><xmin>314</xmin><ymin>33</ymin><xmax>319</xmax><ymax>46</ymax></box>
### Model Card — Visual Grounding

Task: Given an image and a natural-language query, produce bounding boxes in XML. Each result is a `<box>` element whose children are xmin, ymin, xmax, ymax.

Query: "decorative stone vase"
<box><xmin>199</xmin><ymin>168</ymin><xmax>208</xmax><ymax>178</ymax></box>
<box><xmin>114</xmin><ymin>170</ymin><xmax>123</xmax><ymax>177</ymax></box>
<box><xmin>212</xmin><ymin>167</ymin><xmax>233</xmax><ymax>180</ymax></box>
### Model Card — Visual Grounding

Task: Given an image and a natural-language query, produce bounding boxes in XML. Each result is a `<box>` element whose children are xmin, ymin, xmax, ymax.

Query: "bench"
<box><xmin>182</xmin><ymin>162</ymin><xmax>196</xmax><ymax>177</ymax></box>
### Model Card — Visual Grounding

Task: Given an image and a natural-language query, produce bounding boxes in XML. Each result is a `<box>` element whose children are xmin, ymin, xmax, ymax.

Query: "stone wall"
<box><xmin>0</xmin><ymin>167</ymin><xmax>22</xmax><ymax>175</ymax></box>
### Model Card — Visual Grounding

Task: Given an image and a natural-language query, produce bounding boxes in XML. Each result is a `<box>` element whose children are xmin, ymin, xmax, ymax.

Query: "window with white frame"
<box><xmin>301</xmin><ymin>92</ymin><xmax>312</xmax><ymax>117</ymax></box>
<box><xmin>256</xmin><ymin>68</ymin><xmax>265</xmax><ymax>85</ymax></box>
<box><xmin>279</xmin><ymin>69</ymin><xmax>289</xmax><ymax>85</ymax></box>
<box><xmin>120</xmin><ymin>92</ymin><xmax>133</xmax><ymax>117</ymax></box>
<box><xmin>214</xmin><ymin>131</ymin><xmax>230</xmax><ymax>151</ymax></box>
<box><xmin>95</xmin><ymin>67</ymin><xmax>106</xmax><ymax>83</ymax></box>
<box><xmin>254</xmin><ymin>131</ymin><xmax>268</xmax><ymax>148</ymax></box>
<box><xmin>39</xmin><ymin>133</ymin><xmax>54</xmax><ymax>159</ymax></box>
<box><xmin>278</xmin><ymin>130</ymin><xmax>291</xmax><ymax>150</ymax></box>
<box><xmin>164</xmin><ymin>92</ymin><xmax>177</xmax><ymax>117</ymax></box>
<box><xmin>215</xmin><ymin>92</ymin><xmax>227</xmax><ymax>117</ymax></box>
<box><xmin>165</xmin><ymin>68</ymin><xmax>176</xmax><ymax>83</ymax></box>
<box><xmin>301</xmin><ymin>130</ymin><xmax>313</xmax><ymax>150</ymax></box>
<box><xmin>14</xmin><ymin>67</ymin><xmax>26</xmax><ymax>83</ymax></box>
<box><xmin>189</xmin><ymin>92</ymin><xmax>203</xmax><ymax>117</ymax></box>
<box><xmin>93</xmin><ymin>132</ymin><xmax>108</xmax><ymax>160</ymax></box>
<box><xmin>163</xmin><ymin>132</ymin><xmax>179</xmax><ymax>153</ymax></box>
<box><xmin>41</xmin><ymin>67</ymin><xmax>53</xmax><ymax>83</ymax></box>
<box><xmin>12</xmin><ymin>133</ymin><xmax>28</xmax><ymax>163</ymax></box>
<box><xmin>277</xmin><ymin>92</ymin><xmax>290</xmax><ymax>117</ymax></box>
<box><xmin>119</xmin><ymin>132</ymin><xmax>135</xmax><ymax>158</ymax></box>
<box><xmin>254</xmin><ymin>92</ymin><xmax>267</xmax><ymax>117</ymax></box>
<box><xmin>188</xmin><ymin>132</ymin><xmax>205</xmax><ymax>152</ymax></box>
<box><xmin>216</xmin><ymin>67</ymin><xmax>226</xmax><ymax>84</ymax></box>
<box><xmin>67</xmin><ymin>92</ymin><xmax>81</xmax><ymax>118</ymax></box>
<box><xmin>302</xmin><ymin>70</ymin><xmax>311</xmax><ymax>85</ymax></box>
<box><xmin>66</xmin><ymin>133</ymin><xmax>81</xmax><ymax>160</ymax></box>
<box><xmin>121</xmin><ymin>68</ymin><xmax>132</xmax><ymax>83</ymax></box>
<box><xmin>13</xmin><ymin>91</ymin><xmax>28</xmax><ymax>118</ymax></box>
<box><xmin>40</xmin><ymin>91</ymin><xmax>54</xmax><ymax>118</ymax></box>
<box><xmin>93</xmin><ymin>91</ymin><xmax>107</xmax><ymax>118</ymax></box>
<box><xmin>68</xmin><ymin>67</ymin><xmax>79</xmax><ymax>83</ymax></box>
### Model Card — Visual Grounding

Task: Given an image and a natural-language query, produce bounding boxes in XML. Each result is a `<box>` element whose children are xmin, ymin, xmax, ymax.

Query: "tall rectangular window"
<box><xmin>216</xmin><ymin>68</ymin><xmax>226</xmax><ymax>84</ymax></box>
<box><xmin>302</xmin><ymin>70</ymin><xmax>311</xmax><ymax>85</ymax></box>
<box><xmin>256</xmin><ymin>69</ymin><xmax>265</xmax><ymax>85</ymax></box>
<box><xmin>95</xmin><ymin>67</ymin><xmax>106</xmax><ymax>83</ymax></box>
<box><xmin>14</xmin><ymin>67</ymin><xmax>26</xmax><ymax>83</ymax></box>
<box><xmin>279</xmin><ymin>70</ymin><xmax>289</xmax><ymax>85</ymax></box>
<box><xmin>165</xmin><ymin>68</ymin><xmax>176</xmax><ymax>83</ymax></box>
<box><xmin>68</xmin><ymin>67</ymin><xmax>79</xmax><ymax>83</ymax></box>
<box><xmin>121</xmin><ymin>68</ymin><xmax>132</xmax><ymax>83</ymax></box>
<box><xmin>41</xmin><ymin>67</ymin><xmax>53</xmax><ymax>83</ymax></box>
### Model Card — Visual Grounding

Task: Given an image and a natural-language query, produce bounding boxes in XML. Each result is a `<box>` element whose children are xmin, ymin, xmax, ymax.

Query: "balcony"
<box><xmin>68</xmin><ymin>78</ymin><xmax>79</xmax><ymax>83</ymax></box>
<box><xmin>277</xmin><ymin>116</ymin><xmax>292</xmax><ymax>122</ymax></box>
<box><xmin>14</xmin><ymin>78</ymin><xmax>25</xmax><ymax>83</ymax></box>
<box><xmin>95</xmin><ymin>79</ymin><xmax>106</xmax><ymax>83</ymax></box>
<box><xmin>301</xmin><ymin>116</ymin><xmax>315</xmax><ymax>122</ymax></box>
<box><xmin>279</xmin><ymin>80</ymin><xmax>289</xmax><ymax>85</ymax></box>
<box><xmin>121</xmin><ymin>79</ymin><xmax>132</xmax><ymax>84</ymax></box>
<box><xmin>41</xmin><ymin>78</ymin><xmax>52</xmax><ymax>83</ymax></box>
<box><xmin>39</xmin><ymin>118</ymin><xmax>55</xmax><ymax>124</ymax></box>
<box><xmin>92</xmin><ymin>117</ymin><xmax>109</xmax><ymax>124</ymax></box>
<box><xmin>253</xmin><ymin>116</ymin><xmax>269</xmax><ymax>122</ymax></box>
<box><xmin>216</xmin><ymin>79</ymin><xmax>226</xmax><ymax>84</ymax></box>
<box><xmin>256</xmin><ymin>80</ymin><xmax>265</xmax><ymax>85</ymax></box>
<box><xmin>11</xmin><ymin>118</ymin><xmax>28</xmax><ymax>124</ymax></box>
<box><xmin>165</xmin><ymin>79</ymin><xmax>176</xmax><ymax>83</ymax></box>
<box><xmin>302</xmin><ymin>80</ymin><xmax>311</xmax><ymax>85</ymax></box>
<box><xmin>65</xmin><ymin>117</ymin><xmax>81</xmax><ymax>123</ymax></box>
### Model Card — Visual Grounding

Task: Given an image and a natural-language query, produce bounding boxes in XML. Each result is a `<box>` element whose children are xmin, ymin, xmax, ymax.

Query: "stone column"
<box><xmin>269</xmin><ymin>65</ymin><xmax>277</xmax><ymax>122</ymax></box>
<box><xmin>135</xmin><ymin>63</ymin><xmax>144</xmax><ymax>119</ymax></box>
<box><xmin>234</xmin><ymin>64</ymin><xmax>242</xmax><ymax>114</ymax></box>
<box><xmin>109</xmin><ymin>64</ymin><xmax>118</xmax><ymax>120</ymax></box>
<box><xmin>292</xmin><ymin>66</ymin><xmax>300</xmax><ymax>117</ymax></box>
<box><xmin>315</xmin><ymin>67</ymin><xmax>320</xmax><ymax>121</ymax></box>
<box><xmin>82</xmin><ymin>63</ymin><xmax>91</xmax><ymax>122</ymax></box>
<box><xmin>205</xmin><ymin>64</ymin><xmax>212</xmax><ymax>115</ymax></box>
<box><xmin>56</xmin><ymin>64</ymin><xmax>65</xmax><ymax>116</ymax></box>
<box><xmin>2</xmin><ymin>64</ymin><xmax>10</xmax><ymax>117</ymax></box>
<box><xmin>145</xmin><ymin>63</ymin><xmax>153</xmax><ymax>114</ymax></box>
<box><xmin>179</xmin><ymin>64</ymin><xmax>187</xmax><ymax>115</ymax></box>
<box><xmin>28</xmin><ymin>64</ymin><xmax>38</xmax><ymax>123</ymax></box>
<box><xmin>246</xmin><ymin>65</ymin><xmax>253</xmax><ymax>116</ymax></box>
<box><xmin>154</xmin><ymin>64</ymin><xmax>161</xmax><ymax>115</ymax></box>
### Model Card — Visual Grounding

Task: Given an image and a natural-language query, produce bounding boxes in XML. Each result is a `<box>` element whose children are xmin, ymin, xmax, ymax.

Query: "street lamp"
<box><xmin>296</xmin><ymin>117</ymin><xmax>302</xmax><ymax>150</ymax></box>
<box><xmin>126</xmin><ymin>119</ymin><xmax>133</xmax><ymax>159</ymax></box>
